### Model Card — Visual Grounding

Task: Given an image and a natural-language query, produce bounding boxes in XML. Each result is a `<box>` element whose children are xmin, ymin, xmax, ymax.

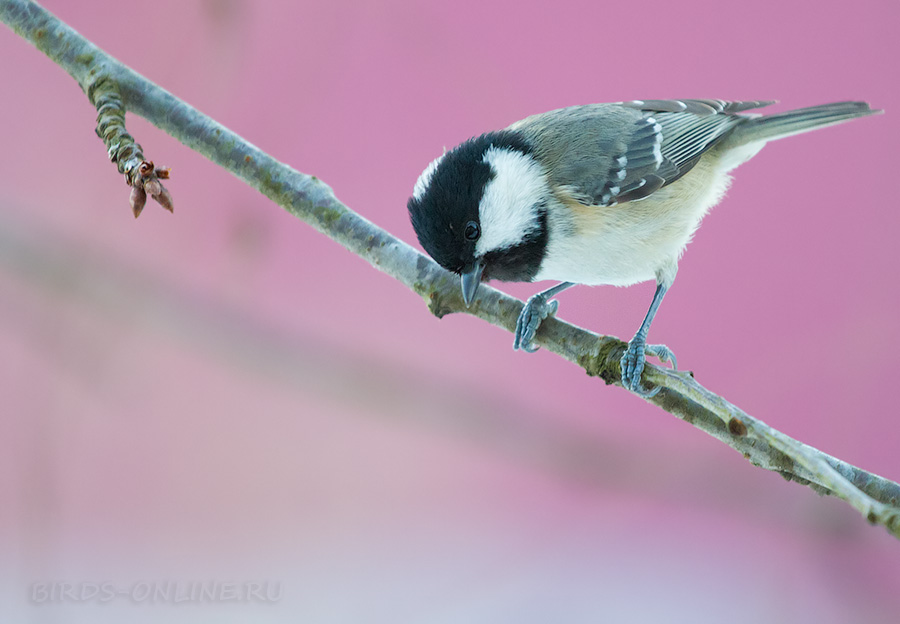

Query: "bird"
<box><xmin>407</xmin><ymin>99</ymin><xmax>881</xmax><ymax>396</ymax></box>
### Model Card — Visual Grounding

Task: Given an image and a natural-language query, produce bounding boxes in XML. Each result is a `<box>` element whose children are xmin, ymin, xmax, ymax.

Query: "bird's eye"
<box><xmin>464</xmin><ymin>221</ymin><xmax>480</xmax><ymax>241</ymax></box>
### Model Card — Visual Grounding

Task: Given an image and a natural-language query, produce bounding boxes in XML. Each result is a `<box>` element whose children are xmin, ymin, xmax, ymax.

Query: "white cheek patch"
<box><xmin>412</xmin><ymin>152</ymin><xmax>446</xmax><ymax>201</ymax></box>
<box><xmin>476</xmin><ymin>147</ymin><xmax>548</xmax><ymax>256</ymax></box>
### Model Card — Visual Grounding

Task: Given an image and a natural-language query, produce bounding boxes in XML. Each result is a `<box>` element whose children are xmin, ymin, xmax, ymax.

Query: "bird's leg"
<box><xmin>514</xmin><ymin>282</ymin><xmax>575</xmax><ymax>352</ymax></box>
<box><xmin>621</xmin><ymin>280</ymin><xmax>678</xmax><ymax>397</ymax></box>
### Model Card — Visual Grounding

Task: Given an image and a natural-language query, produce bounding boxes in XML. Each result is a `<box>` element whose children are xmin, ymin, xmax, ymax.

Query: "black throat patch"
<box><xmin>482</xmin><ymin>205</ymin><xmax>548</xmax><ymax>283</ymax></box>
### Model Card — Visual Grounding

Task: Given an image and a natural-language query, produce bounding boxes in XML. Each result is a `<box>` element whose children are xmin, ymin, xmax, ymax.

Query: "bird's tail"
<box><xmin>723</xmin><ymin>101</ymin><xmax>882</xmax><ymax>148</ymax></box>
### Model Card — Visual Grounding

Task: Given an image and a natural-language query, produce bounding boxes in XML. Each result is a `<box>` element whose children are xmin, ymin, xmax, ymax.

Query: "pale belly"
<box><xmin>533</xmin><ymin>151</ymin><xmax>736</xmax><ymax>286</ymax></box>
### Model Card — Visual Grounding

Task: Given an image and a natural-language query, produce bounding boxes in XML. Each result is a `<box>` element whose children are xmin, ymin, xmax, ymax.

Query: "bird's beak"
<box><xmin>460</xmin><ymin>259</ymin><xmax>484</xmax><ymax>307</ymax></box>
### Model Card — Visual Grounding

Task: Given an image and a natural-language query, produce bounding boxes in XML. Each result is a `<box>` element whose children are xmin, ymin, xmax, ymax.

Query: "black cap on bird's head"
<box><xmin>408</xmin><ymin>131</ymin><xmax>547</xmax><ymax>306</ymax></box>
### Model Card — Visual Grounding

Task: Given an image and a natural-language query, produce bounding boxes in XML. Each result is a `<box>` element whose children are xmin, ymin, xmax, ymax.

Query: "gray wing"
<box><xmin>509</xmin><ymin>99</ymin><xmax>775</xmax><ymax>206</ymax></box>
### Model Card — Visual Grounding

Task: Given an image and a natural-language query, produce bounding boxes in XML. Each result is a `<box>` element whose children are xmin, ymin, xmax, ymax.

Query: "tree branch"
<box><xmin>3</xmin><ymin>0</ymin><xmax>898</xmax><ymax>538</ymax></box>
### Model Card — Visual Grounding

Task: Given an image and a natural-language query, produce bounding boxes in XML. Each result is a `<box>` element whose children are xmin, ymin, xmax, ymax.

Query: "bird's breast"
<box><xmin>533</xmin><ymin>151</ymin><xmax>733</xmax><ymax>286</ymax></box>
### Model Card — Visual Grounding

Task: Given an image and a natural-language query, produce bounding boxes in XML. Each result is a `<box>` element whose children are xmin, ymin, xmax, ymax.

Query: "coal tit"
<box><xmin>407</xmin><ymin>99</ymin><xmax>880</xmax><ymax>396</ymax></box>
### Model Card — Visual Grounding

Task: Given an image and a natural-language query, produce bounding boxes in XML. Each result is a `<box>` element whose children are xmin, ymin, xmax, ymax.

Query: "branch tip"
<box><xmin>88</xmin><ymin>76</ymin><xmax>174</xmax><ymax>216</ymax></box>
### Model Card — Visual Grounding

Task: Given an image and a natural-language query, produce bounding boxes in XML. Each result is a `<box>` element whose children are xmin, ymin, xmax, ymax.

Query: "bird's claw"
<box><xmin>513</xmin><ymin>293</ymin><xmax>560</xmax><ymax>352</ymax></box>
<box><xmin>646</xmin><ymin>344</ymin><xmax>677</xmax><ymax>371</ymax></box>
<box><xmin>620</xmin><ymin>340</ymin><xmax>677</xmax><ymax>397</ymax></box>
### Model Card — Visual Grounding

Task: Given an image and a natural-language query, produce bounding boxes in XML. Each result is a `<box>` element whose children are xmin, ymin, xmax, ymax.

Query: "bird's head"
<box><xmin>407</xmin><ymin>131</ymin><xmax>550</xmax><ymax>305</ymax></box>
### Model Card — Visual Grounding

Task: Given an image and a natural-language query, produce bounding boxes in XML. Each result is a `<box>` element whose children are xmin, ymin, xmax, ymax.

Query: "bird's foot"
<box><xmin>620</xmin><ymin>340</ymin><xmax>678</xmax><ymax>397</ymax></box>
<box><xmin>513</xmin><ymin>292</ymin><xmax>560</xmax><ymax>352</ymax></box>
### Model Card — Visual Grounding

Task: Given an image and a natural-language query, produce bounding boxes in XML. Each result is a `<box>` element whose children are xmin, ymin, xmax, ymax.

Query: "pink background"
<box><xmin>2</xmin><ymin>0</ymin><xmax>899</xmax><ymax>621</ymax></box>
